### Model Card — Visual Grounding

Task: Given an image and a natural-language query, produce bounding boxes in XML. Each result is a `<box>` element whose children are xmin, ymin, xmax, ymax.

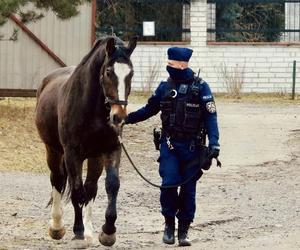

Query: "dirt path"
<box><xmin>0</xmin><ymin>101</ymin><xmax>300</xmax><ymax>250</ymax></box>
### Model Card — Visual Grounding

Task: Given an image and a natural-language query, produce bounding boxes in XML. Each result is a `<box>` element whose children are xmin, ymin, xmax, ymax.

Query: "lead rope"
<box><xmin>118</xmin><ymin>136</ymin><xmax>220</xmax><ymax>189</ymax></box>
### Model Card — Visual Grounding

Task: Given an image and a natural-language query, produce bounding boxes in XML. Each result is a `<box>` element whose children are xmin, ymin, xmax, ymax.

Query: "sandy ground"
<box><xmin>0</xmin><ymin>99</ymin><xmax>300</xmax><ymax>250</ymax></box>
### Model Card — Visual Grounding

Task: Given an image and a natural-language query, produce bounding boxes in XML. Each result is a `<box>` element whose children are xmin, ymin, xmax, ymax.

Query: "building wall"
<box><xmin>130</xmin><ymin>0</ymin><xmax>300</xmax><ymax>93</ymax></box>
<box><xmin>1</xmin><ymin>1</ymin><xmax>299</xmax><ymax>94</ymax></box>
<box><xmin>0</xmin><ymin>3</ymin><xmax>92</xmax><ymax>91</ymax></box>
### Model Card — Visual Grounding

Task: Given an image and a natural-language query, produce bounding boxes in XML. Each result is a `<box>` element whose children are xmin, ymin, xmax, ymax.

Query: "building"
<box><xmin>0</xmin><ymin>2</ymin><xmax>94</xmax><ymax>96</ymax></box>
<box><xmin>129</xmin><ymin>0</ymin><xmax>300</xmax><ymax>93</ymax></box>
<box><xmin>0</xmin><ymin>0</ymin><xmax>299</xmax><ymax>95</ymax></box>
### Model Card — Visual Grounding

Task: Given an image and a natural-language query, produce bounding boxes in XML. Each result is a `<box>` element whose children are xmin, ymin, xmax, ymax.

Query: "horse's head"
<box><xmin>101</xmin><ymin>36</ymin><xmax>137</xmax><ymax>127</ymax></box>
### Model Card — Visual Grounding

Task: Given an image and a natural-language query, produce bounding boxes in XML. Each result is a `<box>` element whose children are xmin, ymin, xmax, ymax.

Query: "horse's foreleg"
<box><xmin>64</xmin><ymin>149</ymin><xmax>86</xmax><ymax>240</ymax></box>
<box><xmin>46</xmin><ymin>146</ymin><xmax>67</xmax><ymax>240</ymax></box>
<box><xmin>83</xmin><ymin>157</ymin><xmax>103</xmax><ymax>243</ymax></box>
<box><xmin>99</xmin><ymin>150</ymin><xmax>121</xmax><ymax>247</ymax></box>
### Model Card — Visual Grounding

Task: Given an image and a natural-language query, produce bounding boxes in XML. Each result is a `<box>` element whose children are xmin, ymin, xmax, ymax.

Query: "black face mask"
<box><xmin>166</xmin><ymin>66</ymin><xmax>194</xmax><ymax>81</ymax></box>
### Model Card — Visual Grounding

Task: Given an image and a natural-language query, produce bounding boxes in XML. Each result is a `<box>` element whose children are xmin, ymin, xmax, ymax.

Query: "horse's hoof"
<box><xmin>72</xmin><ymin>234</ymin><xmax>85</xmax><ymax>240</ymax></box>
<box><xmin>69</xmin><ymin>237</ymin><xmax>90</xmax><ymax>249</ymax></box>
<box><xmin>85</xmin><ymin>235</ymin><xmax>93</xmax><ymax>246</ymax></box>
<box><xmin>49</xmin><ymin>227</ymin><xmax>66</xmax><ymax>240</ymax></box>
<box><xmin>99</xmin><ymin>231</ymin><xmax>116</xmax><ymax>246</ymax></box>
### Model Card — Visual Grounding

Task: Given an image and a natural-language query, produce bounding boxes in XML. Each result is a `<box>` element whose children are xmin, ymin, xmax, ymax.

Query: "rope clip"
<box><xmin>166</xmin><ymin>137</ymin><xmax>174</xmax><ymax>150</ymax></box>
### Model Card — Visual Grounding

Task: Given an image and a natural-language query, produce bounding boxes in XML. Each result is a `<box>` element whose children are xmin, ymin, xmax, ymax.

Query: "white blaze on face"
<box><xmin>114</xmin><ymin>62</ymin><xmax>131</xmax><ymax>102</ymax></box>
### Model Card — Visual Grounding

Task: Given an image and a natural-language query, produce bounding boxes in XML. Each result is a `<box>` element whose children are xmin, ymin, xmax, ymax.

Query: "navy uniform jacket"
<box><xmin>126</xmin><ymin>80</ymin><xmax>220</xmax><ymax>147</ymax></box>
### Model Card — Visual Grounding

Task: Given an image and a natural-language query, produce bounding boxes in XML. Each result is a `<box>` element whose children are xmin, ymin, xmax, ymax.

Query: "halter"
<box><xmin>100</xmin><ymin>46</ymin><xmax>132</xmax><ymax>107</ymax></box>
<box><xmin>105</xmin><ymin>97</ymin><xmax>128</xmax><ymax>106</ymax></box>
<box><xmin>100</xmin><ymin>72</ymin><xmax>128</xmax><ymax>108</ymax></box>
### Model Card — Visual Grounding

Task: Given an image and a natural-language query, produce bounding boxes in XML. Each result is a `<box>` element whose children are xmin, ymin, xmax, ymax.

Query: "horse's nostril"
<box><xmin>112</xmin><ymin>114</ymin><xmax>117</xmax><ymax>123</ymax></box>
<box><xmin>112</xmin><ymin>114</ymin><xmax>121</xmax><ymax>124</ymax></box>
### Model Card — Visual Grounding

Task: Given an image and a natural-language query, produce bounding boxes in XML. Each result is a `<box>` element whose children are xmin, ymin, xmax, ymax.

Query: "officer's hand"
<box><xmin>123</xmin><ymin>115</ymin><xmax>129</xmax><ymax>125</ymax></box>
<box><xmin>208</xmin><ymin>145</ymin><xmax>220</xmax><ymax>159</ymax></box>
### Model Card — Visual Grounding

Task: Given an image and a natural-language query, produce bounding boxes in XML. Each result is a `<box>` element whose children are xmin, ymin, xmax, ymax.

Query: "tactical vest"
<box><xmin>160</xmin><ymin>77</ymin><xmax>205</xmax><ymax>140</ymax></box>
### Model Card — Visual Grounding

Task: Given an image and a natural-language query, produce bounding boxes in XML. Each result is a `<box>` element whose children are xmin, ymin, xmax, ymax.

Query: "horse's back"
<box><xmin>37</xmin><ymin>66</ymin><xmax>76</xmax><ymax>99</ymax></box>
<box><xmin>36</xmin><ymin>66</ymin><xmax>76</xmax><ymax>151</ymax></box>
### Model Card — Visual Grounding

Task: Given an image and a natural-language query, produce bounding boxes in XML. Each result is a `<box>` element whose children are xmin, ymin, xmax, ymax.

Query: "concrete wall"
<box><xmin>130</xmin><ymin>0</ymin><xmax>300</xmax><ymax>93</ymax></box>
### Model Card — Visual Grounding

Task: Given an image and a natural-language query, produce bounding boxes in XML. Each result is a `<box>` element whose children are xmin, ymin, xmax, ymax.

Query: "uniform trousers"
<box><xmin>159</xmin><ymin>138</ymin><xmax>203</xmax><ymax>222</ymax></box>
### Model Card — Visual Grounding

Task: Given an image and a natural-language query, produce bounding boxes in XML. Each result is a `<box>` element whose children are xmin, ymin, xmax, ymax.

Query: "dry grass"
<box><xmin>0</xmin><ymin>98</ymin><xmax>47</xmax><ymax>173</ymax></box>
<box><xmin>216</xmin><ymin>62</ymin><xmax>245</xmax><ymax>99</ymax></box>
<box><xmin>0</xmin><ymin>92</ymin><xmax>299</xmax><ymax>173</ymax></box>
<box><xmin>129</xmin><ymin>91</ymin><xmax>151</xmax><ymax>103</ymax></box>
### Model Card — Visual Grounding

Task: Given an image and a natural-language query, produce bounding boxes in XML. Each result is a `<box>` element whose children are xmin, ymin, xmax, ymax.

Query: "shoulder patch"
<box><xmin>206</xmin><ymin>101</ymin><xmax>217</xmax><ymax>113</ymax></box>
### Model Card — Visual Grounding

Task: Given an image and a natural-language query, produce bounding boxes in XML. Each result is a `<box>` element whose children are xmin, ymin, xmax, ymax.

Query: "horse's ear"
<box><xmin>126</xmin><ymin>35</ymin><xmax>138</xmax><ymax>56</ymax></box>
<box><xmin>106</xmin><ymin>38</ymin><xmax>116</xmax><ymax>57</ymax></box>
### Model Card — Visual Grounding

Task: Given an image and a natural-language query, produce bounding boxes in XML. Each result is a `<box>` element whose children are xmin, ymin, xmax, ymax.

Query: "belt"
<box><xmin>162</xmin><ymin>130</ymin><xmax>197</xmax><ymax>142</ymax></box>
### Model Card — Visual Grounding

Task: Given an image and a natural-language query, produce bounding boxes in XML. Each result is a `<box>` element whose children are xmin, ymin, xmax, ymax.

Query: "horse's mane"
<box><xmin>79</xmin><ymin>36</ymin><xmax>125</xmax><ymax>66</ymax></box>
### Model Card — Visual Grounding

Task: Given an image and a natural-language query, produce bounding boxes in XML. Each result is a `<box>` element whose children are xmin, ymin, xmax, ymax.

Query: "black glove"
<box><xmin>197</xmin><ymin>146</ymin><xmax>212</xmax><ymax>171</ymax></box>
<box><xmin>124</xmin><ymin>115</ymin><xmax>130</xmax><ymax>125</ymax></box>
<box><xmin>208</xmin><ymin>145</ymin><xmax>220</xmax><ymax>159</ymax></box>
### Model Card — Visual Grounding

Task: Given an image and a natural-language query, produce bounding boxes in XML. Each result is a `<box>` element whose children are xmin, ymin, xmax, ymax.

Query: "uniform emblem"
<box><xmin>206</xmin><ymin>101</ymin><xmax>216</xmax><ymax>113</ymax></box>
<box><xmin>178</xmin><ymin>84</ymin><xmax>188</xmax><ymax>94</ymax></box>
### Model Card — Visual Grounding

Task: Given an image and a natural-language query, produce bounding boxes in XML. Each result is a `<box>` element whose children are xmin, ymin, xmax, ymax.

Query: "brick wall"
<box><xmin>130</xmin><ymin>0</ymin><xmax>300</xmax><ymax>94</ymax></box>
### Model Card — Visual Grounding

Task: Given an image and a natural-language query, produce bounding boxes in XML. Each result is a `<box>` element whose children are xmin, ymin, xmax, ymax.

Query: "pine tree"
<box><xmin>0</xmin><ymin>0</ymin><xmax>94</xmax><ymax>26</ymax></box>
<box><xmin>216</xmin><ymin>1</ymin><xmax>285</xmax><ymax>42</ymax></box>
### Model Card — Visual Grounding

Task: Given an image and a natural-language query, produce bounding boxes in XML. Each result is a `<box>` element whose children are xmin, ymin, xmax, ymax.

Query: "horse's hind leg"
<box><xmin>99</xmin><ymin>150</ymin><xmax>121</xmax><ymax>247</ymax></box>
<box><xmin>46</xmin><ymin>146</ymin><xmax>67</xmax><ymax>240</ymax></box>
<box><xmin>83</xmin><ymin>157</ymin><xmax>103</xmax><ymax>243</ymax></box>
<box><xmin>64</xmin><ymin>148</ymin><xmax>86</xmax><ymax>240</ymax></box>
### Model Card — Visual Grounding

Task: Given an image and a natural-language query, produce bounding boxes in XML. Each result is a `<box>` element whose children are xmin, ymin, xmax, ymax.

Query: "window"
<box><xmin>207</xmin><ymin>0</ymin><xmax>300</xmax><ymax>43</ymax></box>
<box><xmin>96</xmin><ymin>0</ymin><xmax>191</xmax><ymax>42</ymax></box>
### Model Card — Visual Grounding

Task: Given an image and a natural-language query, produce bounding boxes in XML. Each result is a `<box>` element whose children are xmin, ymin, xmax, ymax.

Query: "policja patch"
<box><xmin>206</xmin><ymin>101</ymin><xmax>216</xmax><ymax>113</ymax></box>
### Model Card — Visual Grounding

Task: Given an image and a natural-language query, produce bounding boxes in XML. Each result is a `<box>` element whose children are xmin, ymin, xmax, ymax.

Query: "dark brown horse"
<box><xmin>35</xmin><ymin>36</ymin><xmax>137</xmax><ymax>246</ymax></box>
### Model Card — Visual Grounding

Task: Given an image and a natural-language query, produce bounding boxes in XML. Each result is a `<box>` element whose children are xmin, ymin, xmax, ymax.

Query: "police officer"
<box><xmin>125</xmin><ymin>47</ymin><xmax>220</xmax><ymax>246</ymax></box>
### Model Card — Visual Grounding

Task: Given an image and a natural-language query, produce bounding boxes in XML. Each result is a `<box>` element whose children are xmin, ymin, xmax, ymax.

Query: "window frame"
<box><xmin>96</xmin><ymin>0</ymin><xmax>191</xmax><ymax>44</ymax></box>
<box><xmin>206</xmin><ymin>0</ymin><xmax>300</xmax><ymax>46</ymax></box>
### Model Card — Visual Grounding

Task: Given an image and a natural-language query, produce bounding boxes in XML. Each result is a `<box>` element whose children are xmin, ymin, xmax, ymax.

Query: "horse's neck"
<box><xmin>85</xmin><ymin>53</ymin><xmax>106</xmax><ymax>106</ymax></box>
<box><xmin>81</xmin><ymin>47</ymin><xmax>106</xmax><ymax>92</ymax></box>
<box><xmin>64</xmin><ymin>50</ymin><xmax>106</xmax><ymax>115</ymax></box>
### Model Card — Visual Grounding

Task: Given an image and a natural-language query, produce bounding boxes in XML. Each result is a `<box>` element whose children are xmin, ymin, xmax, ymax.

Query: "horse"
<box><xmin>35</xmin><ymin>36</ymin><xmax>137</xmax><ymax>246</ymax></box>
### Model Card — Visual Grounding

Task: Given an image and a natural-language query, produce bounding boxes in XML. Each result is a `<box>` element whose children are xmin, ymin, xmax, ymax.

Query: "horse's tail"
<box><xmin>46</xmin><ymin>156</ymin><xmax>69</xmax><ymax>207</ymax></box>
<box><xmin>65</xmin><ymin>180</ymin><xmax>72</xmax><ymax>203</ymax></box>
<box><xmin>61</xmin><ymin>156</ymin><xmax>72</xmax><ymax>203</ymax></box>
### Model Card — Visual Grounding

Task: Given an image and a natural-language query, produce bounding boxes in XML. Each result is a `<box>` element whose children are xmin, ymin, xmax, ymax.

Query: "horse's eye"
<box><xmin>106</xmin><ymin>68</ymin><xmax>113</xmax><ymax>77</ymax></box>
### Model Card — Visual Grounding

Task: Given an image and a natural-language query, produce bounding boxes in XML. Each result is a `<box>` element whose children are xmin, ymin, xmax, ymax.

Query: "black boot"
<box><xmin>162</xmin><ymin>217</ymin><xmax>175</xmax><ymax>244</ymax></box>
<box><xmin>178</xmin><ymin>221</ymin><xmax>191</xmax><ymax>246</ymax></box>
